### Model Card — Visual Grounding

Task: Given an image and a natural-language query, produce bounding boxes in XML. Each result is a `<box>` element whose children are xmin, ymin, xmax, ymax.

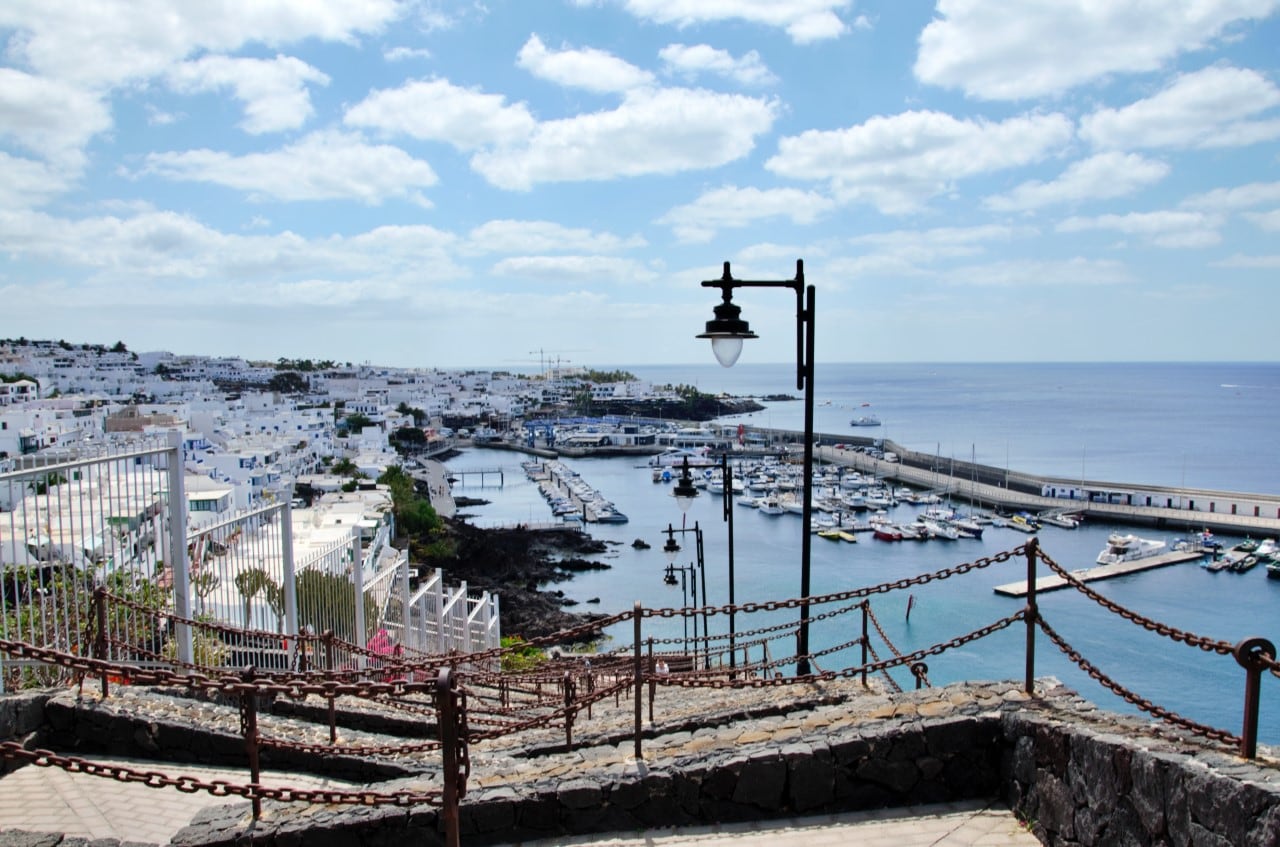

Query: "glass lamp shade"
<box><xmin>711</xmin><ymin>336</ymin><xmax>744</xmax><ymax>368</ymax></box>
<box><xmin>663</xmin><ymin>539</ymin><xmax>682</xmax><ymax>563</ymax></box>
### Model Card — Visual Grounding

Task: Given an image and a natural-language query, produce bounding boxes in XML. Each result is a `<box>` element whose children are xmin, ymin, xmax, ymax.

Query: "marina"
<box><xmin>523</xmin><ymin>459</ymin><xmax>630</xmax><ymax>524</ymax></box>
<box><xmin>439</xmin><ymin>361</ymin><xmax>1280</xmax><ymax>745</ymax></box>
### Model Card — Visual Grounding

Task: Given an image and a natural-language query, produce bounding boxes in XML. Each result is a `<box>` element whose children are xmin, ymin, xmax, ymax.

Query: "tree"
<box><xmin>391</xmin><ymin>426</ymin><xmax>426</xmax><ymax>448</ymax></box>
<box><xmin>343</xmin><ymin>413</ymin><xmax>374</xmax><ymax>432</ymax></box>
<box><xmin>234</xmin><ymin>568</ymin><xmax>279</xmax><ymax>628</ymax></box>
<box><xmin>295</xmin><ymin>570</ymin><xmax>378</xmax><ymax>645</ymax></box>
<box><xmin>111</xmin><ymin>340</ymin><xmax>128</xmax><ymax>353</ymax></box>
<box><xmin>268</xmin><ymin>371</ymin><xmax>308</xmax><ymax>394</ymax></box>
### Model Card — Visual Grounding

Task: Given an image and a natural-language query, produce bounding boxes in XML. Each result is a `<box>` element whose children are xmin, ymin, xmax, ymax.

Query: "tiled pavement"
<box><xmin>496</xmin><ymin>800</ymin><xmax>1041</xmax><ymax>846</ymax></box>
<box><xmin>0</xmin><ymin>758</ymin><xmax>1039</xmax><ymax>846</ymax></box>
<box><xmin>0</xmin><ymin>757</ymin><xmax>357</xmax><ymax>845</ymax></box>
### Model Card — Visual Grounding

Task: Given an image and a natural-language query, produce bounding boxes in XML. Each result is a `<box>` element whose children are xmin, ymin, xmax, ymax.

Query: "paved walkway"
<box><xmin>0</xmin><ymin>757</ymin><xmax>1039</xmax><ymax>846</ymax></box>
<box><xmin>497</xmin><ymin>800</ymin><xmax>1039</xmax><ymax>846</ymax></box>
<box><xmin>0</xmin><ymin>757</ymin><xmax>357</xmax><ymax>845</ymax></box>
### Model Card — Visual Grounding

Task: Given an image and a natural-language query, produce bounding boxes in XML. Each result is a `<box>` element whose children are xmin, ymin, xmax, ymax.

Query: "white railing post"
<box><xmin>352</xmin><ymin>528</ymin><xmax>366</xmax><ymax>670</ymax></box>
<box><xmin>166</xmin><ymin>431</ymin><xmax>193</xmax><ymax>665</ymax></box>
<box><xmin>399</xmin><ymin>555</ymin><xmax>411</xmax><ymax>649</ymax></box>
<box><xmin>434</xmin><ymin>572</ymin><xmax>446</xmax><ymax>653</ymax></box>
<box><xmin>281</xmin><ymin>501</ymin><xmax>298</xmax><ymax>639</ymax></box>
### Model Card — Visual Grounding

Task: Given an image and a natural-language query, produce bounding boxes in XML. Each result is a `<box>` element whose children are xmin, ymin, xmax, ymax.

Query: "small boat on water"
<box><xmin>1007</xmin><ymin>513</ymin><xmax>1040</xmax><ymax>534</ymax></box>
<box><xmin>757</xmin><ymin>496</ymin><xmax>786</xmax><ymax>516</ymax></box>
<box><xmin>873</xmin><ymin>525</ymin><xmax>904</xmax><ymax>541</ymax></box>
<box><xmin>1096</xmin><ymin>533</ymin><xmax>1166</xmax><ymax>566</ymax></box>
<box><xmin>849</xmin><ymin>415</ymin><xmax>881</xmax><ymax>427</ymax></box>
<box><xmin>818</xmin><ymin>528</ymin><xmax>858</xmax><ymax>543</ymax></box>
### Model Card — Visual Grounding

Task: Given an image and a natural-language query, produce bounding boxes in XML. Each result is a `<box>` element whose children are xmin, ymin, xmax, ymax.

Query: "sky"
<box><xmin>1</xmin><ymin>1</ymin><xmax>1279</xmax><ymax>370</ymax></box>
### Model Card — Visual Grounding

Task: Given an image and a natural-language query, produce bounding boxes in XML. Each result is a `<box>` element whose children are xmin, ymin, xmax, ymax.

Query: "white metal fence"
<box><xmin>2</xmin><ymin>434</ymin><xmax>500</xmax><ymax>688</ymax></box>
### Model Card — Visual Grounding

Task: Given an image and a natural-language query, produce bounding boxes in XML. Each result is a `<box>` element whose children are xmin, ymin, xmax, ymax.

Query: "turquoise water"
<box><xmin>448</xmin><ymin>362</ymin><xmax>1280</xmax><ymax>743</ymax></box>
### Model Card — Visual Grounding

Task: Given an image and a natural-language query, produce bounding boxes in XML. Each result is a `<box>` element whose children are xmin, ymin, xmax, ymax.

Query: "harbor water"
<box><xmin>446</xmin><ymin>362</ymin><xmax>1280</xmax><ymax>744</ymax></box>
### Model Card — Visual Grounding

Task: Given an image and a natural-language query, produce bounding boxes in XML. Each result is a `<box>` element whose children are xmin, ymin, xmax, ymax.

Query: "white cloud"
<box><xmin>517</xmin><ymin>35</ymin><xmax>655</xmax><ymax>93</ymax></box>
<box><xmin>825</xmin><ymin>224</ymin><xmax>1020</xmax><ymax>280</ymax></box>
<box><xmin>1057</xmin><ymin>210</ymin><xmax>1224</xmax><ymax>248</ymax></box>
<box><xmin>344</xmin><ymin>78</ymin><xmax>537</xmax><ymax>151</ymax></box>
<box><xmin>0</xmin><ymin>206</ymin><xmax>462</xmax><ymax>289</ymax></box>
<box><xmin>915</xmin><ymin>0</ymin><xmax>1280</xmax><ymax>100</ymax></box>
<box><xmin>384</xmin><ymin>46</ymin><xmax>431</xmax><ymax>62</ymax></box>
<box><xmin>1245</xmin><ymin>209</ymin><xmax>1280</xmax><ymax>231</ymax></box>
<box><xmin>471</xmin><ymin>88</ymin><xmax>778</xmax><ymax>190</ymax></box>
<box><xmin>617</xmin><ymin>0</ymin><xmax>854</xmax><ymax>43</ymax></box>
<box><xmin>490</xmin><ymin>255</ymin><xmax>659</xmax><ymax>283</ymax></box>
<box><xmin>1214</xmin><ymin>254</ymin><xmax>1280</xmax><ymax>268</ymax></box>
<box><xmin>658</xmin><ymin>186</ymin><xmax>834</xmax><ymax>242</ymax></box>
<box><xmin>0</xmin><ymin>151</ymin><xmax>79</xmax><ymax>210</ymax></box>
<box><xmin>0</xmin><ymin>68</ymin><xmax>112</xmax><ymax>168</ymax></box>
<box><xmin>767</xmin><ymin>110</ymin><xmax>1073</xmax><ymax>213</ymax></box>
<box><xmin>0</xmin><ymin>0</ymin><xmax>403</xmax><ymax>88</ymax></box>
<box><xmin>944</xmin><ymin>257</ymin><xmax>1133</xmax><ymax>287</ymax></box>
<box><xmin>465</xmin><ymin>220</ymin><xmax>646</xmax><ymax>254</ymax></box>
<box><xmin>140</xmin><ymin>130</ymin><xmax>439</xmax><ymax>205</ymax></box>
<box><xmin>1181</xmin><ymin>181</ymin><xmax>1280</xmax><ymax>212</ymax></box>
<box><xmin>1080</xmin><ymin>66</ymin><xmax>1280</xmax><ymax>151</ymax></box>
<box><xmin>984</xmin><ymin>153</ymin><xmax>1170</xmax><ymax>212</ymax></box>
<box><xmin>659</xmin><ymin>43</ymin><xmax>777</xmax><ymax>86</ymax></box>
<box><xmin>167</xmin><ymin>54</ymin><xmax>330</xmax><ymax>134</ymax></box>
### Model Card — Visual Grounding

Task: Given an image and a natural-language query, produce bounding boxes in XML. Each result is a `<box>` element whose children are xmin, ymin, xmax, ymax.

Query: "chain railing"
<box><xmin>5</xmin><ymin>537</ymin><xmax>1280</xmax><ymax>847</ymax></box>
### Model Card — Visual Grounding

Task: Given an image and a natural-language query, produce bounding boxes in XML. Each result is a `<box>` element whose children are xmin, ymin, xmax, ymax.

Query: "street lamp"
<box><xmin>661</xmin><ymin>521</ymin><xmax>709</xmax><ymax>669</ymax></box>
<box><xmin>697</xmin><ymin>259</ymin><xmax>817</xmax><ymax>676</ymax></box>
<box><xmin>662</xmin><ymin>562</ymin><xmax>697</xmax><ymax>657</ymax></box>
<box><xmin>672</xmin><ymin>456</ymin><xmax>698</xmax><ymax>512</ymax></box>
<box><xmin>719</xmin><ymin>450</ymin><xmax>737</xmax><ymax>672</ymax></box>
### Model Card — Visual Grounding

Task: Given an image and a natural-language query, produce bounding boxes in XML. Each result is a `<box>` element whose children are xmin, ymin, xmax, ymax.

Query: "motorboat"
<box><xmin>873</xmin><ymin>525</ymin><xmax>903</xmax><ymax>541</ymax></box>
<box><xmin>849</xmin><ymin>415</ymin><xmax>881</xmax><ymax>427</ymax></box>
<box><xmin>757</xmin><ymin>496</ymin><xmax>786</xmax><ymax>516</ymax></box>
<box><xmin>1096</xmin><ymin>533</ymin><xmax>1167</xmax><ymax>565</ymax></box>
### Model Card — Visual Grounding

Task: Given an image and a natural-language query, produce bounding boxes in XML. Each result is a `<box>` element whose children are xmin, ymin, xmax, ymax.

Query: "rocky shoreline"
<box><xmin>431</xmin><ymin>517</ymin><xmax>614</xmax><ymax>643</ymax></box>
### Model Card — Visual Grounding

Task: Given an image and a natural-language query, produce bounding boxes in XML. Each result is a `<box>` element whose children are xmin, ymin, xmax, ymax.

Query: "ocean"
<box><xmin>445</xmin><ymin>362</ymin><xmax>1280</xmax><ymax>744</ymax></box>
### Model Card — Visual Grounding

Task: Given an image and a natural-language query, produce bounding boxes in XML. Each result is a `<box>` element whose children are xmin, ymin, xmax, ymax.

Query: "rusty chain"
<box><xmin>1035</xmin><ymin>615</ymin><xmax>1239</xmax><ymax>746</ymax></box>
<box><xmin>640</xmin><ymin>546</ymin><xmax>1024</xmax><ymax>620</ymax></box>
<box><xmin>651</xmin><ymin>612</ymin><xmax>1026</xmax><ymax>690</ymax></box>
<box><xmin>0</xmin><ymin>741</ymin><xmax>443</xmax><ymax>807</ymax></box>
<box><xmin>1036</xmin><ymin>548</ymin><xmax>1236</xmax><ymax>656</ymax></box>
<box><xmin>863</xmin><ymin>641</ymin><xmax>901</xmax><ymax>693</ymax></box>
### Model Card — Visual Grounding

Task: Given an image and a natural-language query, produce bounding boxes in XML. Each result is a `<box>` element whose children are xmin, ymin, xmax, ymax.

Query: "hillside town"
<box><xmin>0</xmin><ymin>338</ymin><xmax>753</xmax><ymax>656</ymax></box>
<box><xmin>0</xmin><ymin>338</ymin><xmax>714</xmax><ymax>498</ymax></box>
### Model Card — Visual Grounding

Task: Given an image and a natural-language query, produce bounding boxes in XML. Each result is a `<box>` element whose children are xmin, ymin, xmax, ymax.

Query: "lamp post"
<box><xmin>719</xmin><ymin>450</ymin><xmax>737</xmax><ymax>671</ymax></box>
<box><xmin>697</xmin><ymin>259</ymin><xmax>817</xmax><ymax>676</ymax></box>
<box><xmin>662</xmin><ymin>561</ymin><xmax>697</xmax><ymax>658</ymax></box>
<box><xmin>661</xmin><ymin>521</ymin><xmax>708</xmax><ymax>668</ymax></box>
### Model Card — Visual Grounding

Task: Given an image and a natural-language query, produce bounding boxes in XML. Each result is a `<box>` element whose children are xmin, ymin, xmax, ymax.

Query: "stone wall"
<box><xmin>1002</xmin><ymin>710</ymin><xmax>1280</xmax><ymax>846</ymax></box>
<box><xmin>5</xmin><ymin>682</ymin><xmax>1280</xmax><ymax>846</ymax></box>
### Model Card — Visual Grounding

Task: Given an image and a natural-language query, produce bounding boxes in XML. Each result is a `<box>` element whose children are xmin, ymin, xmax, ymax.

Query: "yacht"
<box><xmin>1096</xmin><ymin>533</ymin><xmax>1167</xmax><ymax>566</ymax></box>
<box><xmin>849</xmin><ymin>415</ymin><xmax>881</xmax><ymax>427</ymax></box>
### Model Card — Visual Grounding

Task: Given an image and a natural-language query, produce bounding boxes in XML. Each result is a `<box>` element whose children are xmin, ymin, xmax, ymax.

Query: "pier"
<box><xmin>992</xmin><ymin>548</ymin><xmax>1205</xmax><ymax>597</ymax></box>
<box><xmin>447</xmin><ymin>466</ymin><xmax>504</xmax><ymax>486</ymax></box>
<box><xmin>524</xmin><ymin>459</ymin><xmax>629</xmax><ymax>524</ymax></box>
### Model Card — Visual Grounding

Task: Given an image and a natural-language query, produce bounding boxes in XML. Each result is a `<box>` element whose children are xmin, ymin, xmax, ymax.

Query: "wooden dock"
<box><xmin>993</xmin><ymin>549</ymin><xmax>1205</xmax><ymax>597</ymax></box>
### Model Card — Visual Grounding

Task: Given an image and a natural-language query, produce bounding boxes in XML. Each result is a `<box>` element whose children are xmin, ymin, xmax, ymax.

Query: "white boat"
<box><xmin>757</xmin><ymin>496</ymin><xmax>786</xmax><ymax>516</ymax></box>
<box><xmin>849</xmin><ymin>415</ymin><xmax>881</xmax><ymax>427</ymax></box>
<box><xmin>1096</xmin><ymin>533</ymin><xmax>1167</xmax><ymax>565</ymax></box>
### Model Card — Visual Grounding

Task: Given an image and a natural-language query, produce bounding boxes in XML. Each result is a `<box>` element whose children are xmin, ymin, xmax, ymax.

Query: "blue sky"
<box><xmin>2</xmin><ymin>1</ymin><xmax>1279</xmax><ymax>369</ymax></box>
